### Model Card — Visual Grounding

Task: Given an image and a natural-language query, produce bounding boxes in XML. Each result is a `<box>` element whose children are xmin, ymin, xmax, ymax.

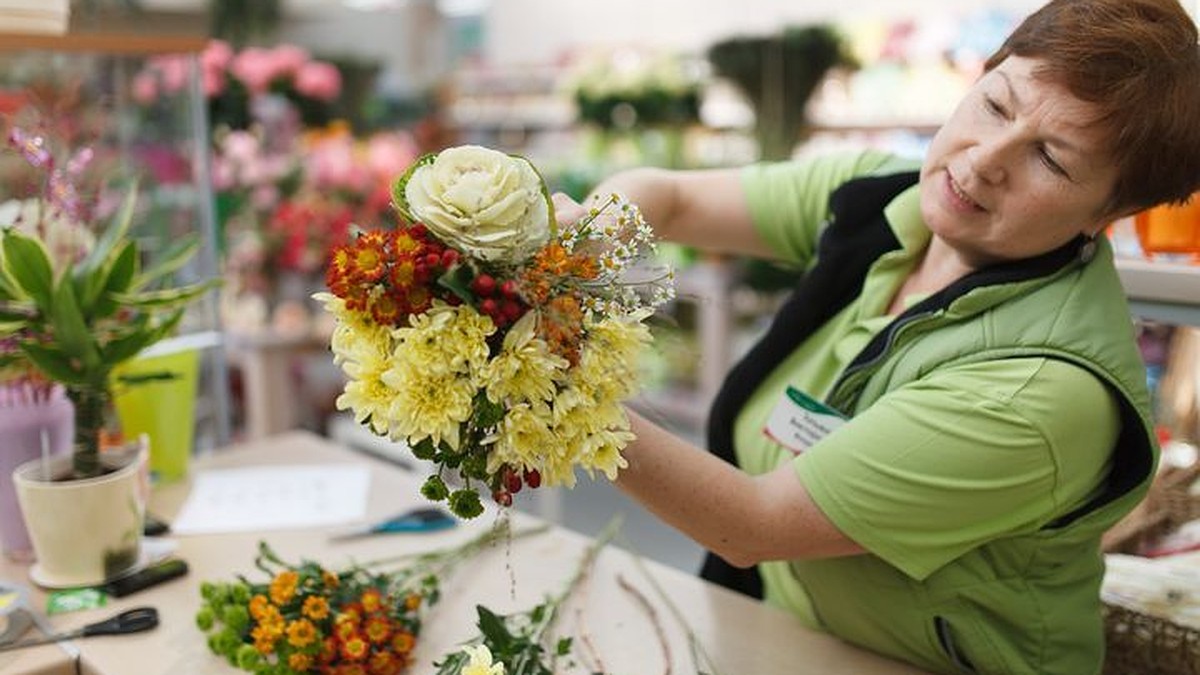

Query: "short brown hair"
<box><xmin>985</xmin><ymin>0</ymin><xmax>1200</xmax><ymax>216</ymax></box>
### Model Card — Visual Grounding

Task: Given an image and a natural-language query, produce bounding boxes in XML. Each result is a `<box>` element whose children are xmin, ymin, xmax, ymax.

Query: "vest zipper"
<box><xmin>826</xmin><ymin>309</ymin><xmax>938</xmax><ymax>413</ymax></box>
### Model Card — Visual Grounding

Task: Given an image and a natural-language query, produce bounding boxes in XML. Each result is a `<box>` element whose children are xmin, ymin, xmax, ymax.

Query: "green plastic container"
<box><xmin>112</xmin><ymin>348</ymin><xmax>200</xmax><ymax>482</ymax></box>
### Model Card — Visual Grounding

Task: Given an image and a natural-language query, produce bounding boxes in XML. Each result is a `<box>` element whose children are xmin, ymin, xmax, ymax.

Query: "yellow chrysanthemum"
<box><xmin>481</xmin><ymin>312</ymin><xmax>568</xmax><ymax>405</ymax></box>
<box><xmin>335</xmin><ymin>363</ymin><xmax>396</xmax><ymax>436</ymax></box>
<box><xmin>573</xmin><ymin>314</ymin><xmax>652</xmax><ymax>400</ymax></box>
<box><xmin>382</xmin><ymin>366</ymin><xmax>475</xmax><ymax>451</ymax></box>
<box><xmin>394</xmin><ymin>303</ymin><xmax>494</xmax><ymax>378</ymax></box>
<box><xmin>487</xmin><ymin>403</ymin><xmax>557</xmax><ymax>476</ymax></box>
<box><xmin>575</xmin><ymin>425</ymin><xmax>634</xmax><ymax>480</ymax></box>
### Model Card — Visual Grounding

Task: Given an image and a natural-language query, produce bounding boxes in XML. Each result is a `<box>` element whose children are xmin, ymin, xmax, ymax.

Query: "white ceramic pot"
<box><xmin>12</xmin><ymin>440</ymin><xmax>149</xmax><ymax>588</ymax></box>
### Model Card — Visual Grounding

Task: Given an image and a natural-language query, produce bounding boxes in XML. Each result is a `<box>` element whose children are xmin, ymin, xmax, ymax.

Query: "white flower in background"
<box><xmin>0</xmin><ymin>198</ymin><xmax>94</xmax><ymax>275</ymax></box>
<box><xmin>397</xmin><ymin>145</ymin><xmax>551</xmax><ymax>262</ymax></box>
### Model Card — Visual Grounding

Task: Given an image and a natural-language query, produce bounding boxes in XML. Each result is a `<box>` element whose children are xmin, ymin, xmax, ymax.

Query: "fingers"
<box><xmin>551</xmin><ymin>192</ymin><xmax>586</xmax><ymax>224</ymax></box>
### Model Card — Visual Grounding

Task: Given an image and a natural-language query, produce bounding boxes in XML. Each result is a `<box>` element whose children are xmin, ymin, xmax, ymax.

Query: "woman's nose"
<box><xmin>967</xmin><ymin>136</ymin><xmax>1010</xmax><ymax>184</ymax></box>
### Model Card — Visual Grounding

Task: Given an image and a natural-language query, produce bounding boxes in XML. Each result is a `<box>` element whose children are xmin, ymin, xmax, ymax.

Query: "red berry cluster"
<box><xmin>468</xmin><ymin>273</ymin><xmax>527</xmax><ymax>329</ymax></box>
<box><xmin>492</xmin><ymin>465</ymin><xmax>542</xmax><ymax>506</ymax></box>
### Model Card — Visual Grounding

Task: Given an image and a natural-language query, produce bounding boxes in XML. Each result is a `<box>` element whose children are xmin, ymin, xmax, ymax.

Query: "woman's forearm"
<box><xmin>616</xmin><ymin>408</ymin><xmax>866</xmax><ymax>567</ymax></box>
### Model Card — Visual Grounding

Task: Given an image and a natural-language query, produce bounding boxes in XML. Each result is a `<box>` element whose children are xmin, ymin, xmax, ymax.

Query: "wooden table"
<box><xmin>0</xmin><ymin>431</ymin><xmax>927</xmax><ymax>675</ymax></box>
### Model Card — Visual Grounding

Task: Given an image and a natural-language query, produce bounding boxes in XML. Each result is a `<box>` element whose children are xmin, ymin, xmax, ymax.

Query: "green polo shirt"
<box><xmin>734</xmin><ymin>152</ymin><xmax>1119</xmax><ymax>672</ymax></box>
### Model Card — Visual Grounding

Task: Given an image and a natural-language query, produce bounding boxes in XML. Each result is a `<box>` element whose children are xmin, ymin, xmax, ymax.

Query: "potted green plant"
<box><xmin>0</xmin><ymin>129</ymin><xmax>215</xmax><ymax>586</ymax></box>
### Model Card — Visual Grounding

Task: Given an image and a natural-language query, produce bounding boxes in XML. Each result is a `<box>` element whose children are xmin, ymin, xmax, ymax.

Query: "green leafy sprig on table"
<box><xmin>433</xmin><ymin>519</ymin><xmax>620</xmax><ymax>675</ymax></box>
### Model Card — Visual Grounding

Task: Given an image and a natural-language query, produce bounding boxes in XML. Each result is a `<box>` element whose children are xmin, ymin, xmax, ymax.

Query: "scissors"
<box><xmin>0</xmin><ymin>606</ymin><xmax>158</xmax><ymax>652</ymax></box>
<box><xmin>329</xmin><ymin>507</ymin><xmax>457</xmax><ymax>541</ymax></box>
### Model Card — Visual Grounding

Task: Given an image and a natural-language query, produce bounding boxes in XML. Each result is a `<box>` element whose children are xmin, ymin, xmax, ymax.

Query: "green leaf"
<box><xmin>437</xmin><ymin>263</ymin><xmax>476</xmax><ymax>306</ymax></box>
<box><xmin>109</xmin><ymin>279</ymin><xmax>217</xmax><ymax>310</ymax></box>
<box><xmin>474</xmin><ymin>394</ymin><xmax>505</xmax><ymax>428</ymax></box>
<box><xmin>21</xmin><ymin>343</ymin><xmax>87</xmax><ymax>387</ymax></box>
<box><xmin>77</xmin><ymin>240</ymin><xmax>137</xmax><ymax>315</ymax></box>
<box><xmin>555</xmin><ymin>637</ymin><xmax>572</xmax><ymax>656</ymax></box>
<box><xmin>420</xmin><ymin>474</ymin><xmax>450</xmax><ymax>502</ymax></box>
<box><xmin>0</xmin><ymin>319</ymin><xmax>24</xmax><ymax>336</ymax></box>
<box><xmin>77</xmin><ymin>185</ymin><xmax>137</xmax><ymax>279</ymax></box>
<box><xmin>475</xmin><ymin>605</ymin><xmax>513</xmax><ymax>651</ymax></box>
<box><xmin>1</xmin><ymin>231</ymin><xmax>55</xmax><ymax>309</ymax></box>
<box><xmin>134</xmin><ymin>235</ymin><xmax>199</xmax><ymax>290</ymax></box>
<box><xmin>411</xmin><ymin>437</ymin><xmax>436</xmax><ymax>460</ymax></box>
<box><xmin>101</xmin><ymin>240</ymin><xmax>139</xmax><ymax>296</ymax></box>
<box><xmin>448</xmin><ymin>488</ymin><xmax>483</xmax><ymax>519</ymax></box>
<box><xmin>389</xmin><ymin>152</ymin><xmax>437</xmax><ymax>223</ymax></box>
<box><xmin>50</xmin><ymin>277</ymin><xmax>100</xmax><ymax>371</ymax></box>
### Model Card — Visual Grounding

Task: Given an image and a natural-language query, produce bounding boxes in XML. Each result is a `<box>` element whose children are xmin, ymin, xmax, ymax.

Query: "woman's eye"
<box><xmin>1039</xmin><ymin>146</ymin><xmax>1069</xmax><ymax>177</ymax></box>
<box><xmin>983</xmin><ymin>96</ymin><xmax>1007</xmax><ymax>117</ymax></box>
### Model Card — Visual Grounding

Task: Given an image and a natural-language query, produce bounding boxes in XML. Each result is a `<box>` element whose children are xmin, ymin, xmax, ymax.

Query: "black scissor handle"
<box><xmin>81</xmin><ymin>607</ymin><xmax>159</xmax><ymax>637</ymax></box>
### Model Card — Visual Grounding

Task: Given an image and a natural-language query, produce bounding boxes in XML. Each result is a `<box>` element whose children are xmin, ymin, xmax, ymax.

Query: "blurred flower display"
<box><xmin>217</xmin><ymin>123</ymin><xmax>420</xmax><ymax>334</ymax></box>
<box><xmin>133</xmin><ymin>40</ymin><xmax>343</xmax><ymax>132</ymax></box>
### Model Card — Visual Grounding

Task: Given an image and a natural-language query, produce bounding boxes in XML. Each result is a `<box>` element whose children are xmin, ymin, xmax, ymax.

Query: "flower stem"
<box><xmin>623</xmin><ymin>537</ymin><xmax>727</xmax><ymax>675</ymax></box>
<box><xmin>531</xmin><ymin>515</ymin><xmax>622</xmax><ymax>645</ymax></box>
<box><xmin>358</xmin><ymin>522</ymin><xmax>551</xmax><ymax>577</ymax></box>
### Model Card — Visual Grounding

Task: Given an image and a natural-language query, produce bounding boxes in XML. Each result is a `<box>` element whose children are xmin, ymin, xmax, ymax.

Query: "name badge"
<box><xmin>763</xmin><ymin>386</ymin><xmax>847</xmax><ymax>455</ymax></box>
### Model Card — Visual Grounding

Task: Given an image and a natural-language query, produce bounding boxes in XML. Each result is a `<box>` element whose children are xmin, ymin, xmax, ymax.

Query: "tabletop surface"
<box><xmin>0</xmin><ymin>430</ymin><xmax>927</xmax><ymax>675</ymax></box>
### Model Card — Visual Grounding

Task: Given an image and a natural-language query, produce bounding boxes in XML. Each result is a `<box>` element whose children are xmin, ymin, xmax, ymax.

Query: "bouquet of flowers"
<box><xmin>316</xmin><ymin>145</ymin><xmax>673</xmax><ymax>518</ymax></box>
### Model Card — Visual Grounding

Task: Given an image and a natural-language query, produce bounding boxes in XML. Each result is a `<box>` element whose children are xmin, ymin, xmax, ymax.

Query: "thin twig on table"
<box><xmin>617</xmin><ymin>574</ymin><xmax>672</xmax><ymax>675</ymax></box>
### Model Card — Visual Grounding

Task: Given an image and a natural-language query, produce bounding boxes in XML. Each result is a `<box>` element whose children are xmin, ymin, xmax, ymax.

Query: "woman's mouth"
<box><xmin>945</xmin><ymin>173</ymin><xmax>983</xmax><ymax>212</ymax></box>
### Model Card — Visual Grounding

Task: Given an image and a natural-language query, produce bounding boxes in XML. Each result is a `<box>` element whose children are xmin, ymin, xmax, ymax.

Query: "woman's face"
<box><xmin>920</xmin><ymin>56</ymin><xmax>1119</xmax><ymax>268</ymax></box>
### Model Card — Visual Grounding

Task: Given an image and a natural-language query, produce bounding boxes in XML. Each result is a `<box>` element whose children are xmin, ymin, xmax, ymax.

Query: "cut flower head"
<box><xmin>318</xmin><ymin>144</ymin><xmax>674</xmax><ymax>518</ymax></box>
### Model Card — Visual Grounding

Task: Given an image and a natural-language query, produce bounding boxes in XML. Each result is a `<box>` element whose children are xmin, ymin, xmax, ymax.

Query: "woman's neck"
<box><xmin>887</xmin><ymin>236</ymin><xmax>975</xmax><ymax>315</ymax></box>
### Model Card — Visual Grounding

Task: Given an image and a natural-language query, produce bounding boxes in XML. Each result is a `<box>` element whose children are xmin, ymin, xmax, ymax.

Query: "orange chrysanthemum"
<box><xmin>359</xmin><ymin>588</ymin><xmax>384</xmax><ymax>614</ymax></box>
<box><xmin>363</xmin><ymin>614</ymin><xmax>392</xmax><ymax>644</ymax></box>
<box><xmin>303</xmin><ymin>595</ymin><xmax>331</xmax><ymax>621</ymax></box>
<box><xmin>404</xmin><ymin>593</ymin><xmax>421</xmax><ymax>612</ymax></box>
<box><xmin>368</xmin><ymin>650</ymin><xmax>405</xmax><ymax>675</ymax></box>
<box><xmin>288</xmin><ymin>652</ymin><xmax>313</xmax><ymax>672</ymax></box>
<box><xmin>322</xmin><ymin>570</ymin><xmax>340</xmax><ymax>589</ymax></box>
<box><xmin>286</xmin><ymin>618</ymin><xmax>318</xmax><ymax>648</ymax></box>
<box><xmin>269</xmin><ymin>570</ymin><xmax>299</xmax><ymax>606</ymax></box>
<box><xmin>390</xmin><ymin>630</ymin><xmax>415</xmax><ymax>654</ymax></box>
<box><xmin>340</xmin><ymin>635</ymin><xmax>370</xmax><ymax>662</ymax></box>
<box><xmin>248</xmin><ymin>594</ymin><xmax>270</xmax><ymax>621</ymax></box>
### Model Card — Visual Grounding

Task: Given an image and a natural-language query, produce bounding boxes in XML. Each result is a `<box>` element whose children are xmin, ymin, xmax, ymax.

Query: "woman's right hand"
<box><xmin>566</xmin><ymin>166</ymin><xmax>770</xmax><ymax>258</ymax></box>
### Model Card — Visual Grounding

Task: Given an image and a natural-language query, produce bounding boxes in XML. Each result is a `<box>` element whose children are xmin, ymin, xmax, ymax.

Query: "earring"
<box><xmin>1078</xmin><ymin>235</ymin><xmax>1097</xmax><ymax>264</ymax></box>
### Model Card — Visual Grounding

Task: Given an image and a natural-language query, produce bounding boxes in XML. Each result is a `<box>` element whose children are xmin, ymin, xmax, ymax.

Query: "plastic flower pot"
<box><xmin>13</xmin><ymin>438</ymin><xmax>149</xmax><ymax>588</ymax></box>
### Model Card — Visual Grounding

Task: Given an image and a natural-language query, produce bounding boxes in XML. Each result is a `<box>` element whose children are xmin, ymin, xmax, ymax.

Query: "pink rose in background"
<box><xmin>201</xmin><ymin>68</ymin><xmax>226</xmax><ymax>98</ymax></box>
<box><xmin>202</xmin><ymin>40</ymin><xmax>234</xmax><ymax>73</ymax></box>
<box><xmin>305</xmin><ymin>133</ymin><xmax>368</xmax><ymax>191</ymax></box>
<box><xmin>155</xmin><ymin>56</ymin><xmax>190</xmax><ymax>94</ymax></box>
<box><xmin>271</xmin><ymin>45</ymin><xmax>310</xmax><ymax>77</ymax></box>
<box><xmin>231</xmin><ymin>47</ymin><xmax>280</xmax><ymax>94</ymax></box>
<box><xmin>294</xmin><ymin>62</ymin><xmax>342</xmax><ymax>102</ymax></box>
<box><xmin>365</xmin><ymin>131</ymin><xmax>418</xmax><ymax>180</ymax></box>
<box><xmin>131</xmin><ymin>71</ymin><xmax>159</xmax><ymax>105</ymax></box>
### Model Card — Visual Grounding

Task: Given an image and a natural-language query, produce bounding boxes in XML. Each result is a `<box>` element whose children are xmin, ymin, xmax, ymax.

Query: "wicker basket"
<box><xmin>1102</xmin><ymin>461</ymin><xmax>1200</xmax><ymax>674</ymax></box>
<box><xmin>1104</xmin><ymin>604</ymin><xmax>1200</xmax><ymax>675</ymax></box>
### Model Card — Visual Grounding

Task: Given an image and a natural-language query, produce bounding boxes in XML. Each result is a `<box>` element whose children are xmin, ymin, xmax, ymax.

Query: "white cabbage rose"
<box><xmin>399</xmin><ymin>145</ymin><xmax>550</xmax><ymax>262</ymax></box>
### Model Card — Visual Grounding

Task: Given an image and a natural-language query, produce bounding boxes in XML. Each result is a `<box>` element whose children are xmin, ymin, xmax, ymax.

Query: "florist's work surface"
<box><xmin>317</xmin><ymin>145</ymin><xmax>673</xmax><ymax>518</ymax></box>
